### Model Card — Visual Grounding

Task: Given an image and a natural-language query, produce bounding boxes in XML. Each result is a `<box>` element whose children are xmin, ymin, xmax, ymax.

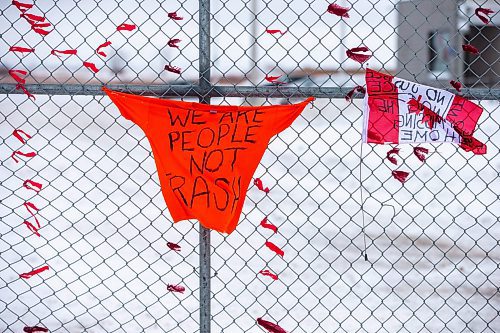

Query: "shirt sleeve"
<box><xmin>103</xmin><ymin>87</ymin><xmax>150</xmax><ymax>130</ymax></box>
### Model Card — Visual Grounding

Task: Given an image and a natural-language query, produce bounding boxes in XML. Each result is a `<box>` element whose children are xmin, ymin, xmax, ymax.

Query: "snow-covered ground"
<box><xmin>1</xmin><ymin>0</ymin><xmax>499</xmax><ymax>332</ymax></box>
<box><xmin>0</xmin><ymin>94</ymin><xmax>498</xmax><ymax>332</ymax></box>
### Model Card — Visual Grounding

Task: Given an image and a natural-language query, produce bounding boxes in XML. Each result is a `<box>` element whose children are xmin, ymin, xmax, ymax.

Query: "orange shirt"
<box><xmin>104</xmin><ymin>87</ymin><xmax>313</xmax><ymax>234</ymax></box>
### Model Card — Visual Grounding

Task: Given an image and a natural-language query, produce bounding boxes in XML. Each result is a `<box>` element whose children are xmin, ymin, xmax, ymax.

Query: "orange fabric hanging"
<box><xmin>103</xmin><ymin>87</ymin><xmax>313</xmax><ymax>234</ymax></box>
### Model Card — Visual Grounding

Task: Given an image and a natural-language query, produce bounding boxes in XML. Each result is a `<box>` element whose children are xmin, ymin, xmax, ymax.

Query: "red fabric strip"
<box><xmin>96</xmin><ymin>41</ymin><xmax>112</xmax><ymax>57</ymax></box>
<box><xmin>165</xmin><ymin>65</ymin><xmax>181</xmax><ymax>74</ymax></box>
<box><xmin>21</xmin><ymin>13</ymin><xmax>45</xmax><ymax>22</ymax></box>
<box><xmin>475</xmin><ymin>8</ymin><xmax>494</xmax><ymax>24</ymax></box>
<box><xmin>30</xmin><ymin>22</ymin><xmax>51</xmax><ymax>28</ymax></box>
<box><xmin>462</xmin><ymin>44</ymin><xmax>479</xmax><ymax>54</ymax></box>
<box><xmin>16</xmin><ymin>84</ymin><xmax>35</xmax><ymax>100</ymax></box>
<box><xmin>51</xmin><ymin>49</ymin><xmax>78</xmax><ymax>56</ymax></box>
<box><xmin>265</xmin><ymin>75</ymin><xmax>286</xmax><ymax>85</ymax></box>
<box><xmin>386</xmin><ymin>147</ymin><xmax>400</xmax><ymax>165</ymax></box>
<box><xmin>365</xmin><ymin>69</ymin><xmax>399</xmax><ymax>144</ymax></box>
<box><xmin>346</xmin><ymin>46</ymin><xmax>372</xmax><ymax>63</ymax></box>
<box><xmin>413</xmin><ymin>147</ymin><xmax>429</xmax><ymax>162</ymax></box>
<box><xmin>265</xmin><ymin>241</ymin><xmax>284</xmax><ymax>257</ymax></box>
<box><xmin>450</xmin><ymin>80</ymin><xmax>462</xmax><ymax>92</ymax></box>
<box><xmin>167</xmin><ymin>242</ymin><xmax>181</xmax><ymax>252</ymax></box>
<box><xmin>167</xmin><ymin>284</ymin><xmax>185</xmax><ymax>293</ymax></box>
<box><xmin>23</xmin><ymin>179</ymin><xmax>43</xmax><ymax>192</ymax></box>
<box><xmin>259</xmin><ymin>269</ymin><xmax>278</xmax><ymax>280</ymax></box>
<box><xmin>9</xmin><ymin>46</ymin><xmax>35</xmax><ymax>53</ymax></box>
<box><xmin>345</xmin><ymin>85</ymin><xmax>365</xmax><ymax>101</ymax></box>
<box><xmin>23</xmin><ymin>326</ymin><xmax>48</xmax><ymax>333</ymax></box>
<box><xmin>24</xmin><ymin>201</ymin><xmax>40</xmax><ymax>228</ymax></box>
<box><xmin>23</xmin><ymin>221</ymin><xmax>40</xmax><ymax>237</ymax></box>
<box><xmin>19</xmin><ymin>265</ymin><xmax>49</xmax><ymax>279</ymax></box>
<box><xmin>11</xmin><ymin>150</ymin><xmax>36</xmax><ymax>163</ymax></box>
<box><xmin>83</xmin><ymin>62</ymin><xmax>99</xmax><ymax>73</ymax></box>
<box><xmin>260</xmin><ymin>217</ymin><xmax>277</xmax><ymax>233</ymax></box>
<box><xmin>117</xmin><ymin>23</ymin><xmax>136</xmax><ymax>31</ymax></box>
<box><xmin>266</xmin><ymin>29</ymin><xmax>286</xmax><ymax>35</ymax></box>
<box><xmin>167</xmin><ymin>38</ymin><xmax>181</xmax><ymax>48</ymax></box>
<box><xmin>392</xmin><ymin>170</ymin><xmax>409</xmax><ymax>183</ymax></box>
<box><xmin>9</xmin><ymin>69</ymin><xmax>28</xmax><ymax>84</ymax></box>
<box><xmin>254</xmin><ymin>178</ymin><xmax>270</xmax><ymax>193</ymax></box>
<box><xmin>32</xmin><ymin>27</ymin><xmax>51</xmax><ymax>35</ymax></box>
<box><xmin>257</xmin><ymin>318</ymin><xmax>287</xmax><ymax>333</ymax></box>
<box><xmin>12</xmin><ymin>0</ymin><xmax>33</xmax><ymax>13</ymax></box>
<box><xmin>168</xmin><ymin>12</ymin><xmax>183</xmax><ymax>20</ymax></box>
<box><xmin>327</xmin><ymin>3</ymin><xmax>350</xmax><ymax>18</ymax></box>
<box><xmin>13</xmin><ymin>129</ymin><xmax>32</xmax><ymax>144</ymax></box>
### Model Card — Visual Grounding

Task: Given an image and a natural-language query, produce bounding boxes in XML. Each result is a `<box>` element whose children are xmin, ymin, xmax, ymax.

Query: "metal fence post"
<box><xmin>199</xmin><ymin>0</ymin><xmax>211</xmax><ymax>332</ymax></box>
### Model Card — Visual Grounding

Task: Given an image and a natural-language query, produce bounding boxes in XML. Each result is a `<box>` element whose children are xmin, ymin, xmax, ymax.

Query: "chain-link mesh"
<box><xmin>1</xmin><ymin>0</ymin><xmax>499</xmax><ymax>332</ymax></box>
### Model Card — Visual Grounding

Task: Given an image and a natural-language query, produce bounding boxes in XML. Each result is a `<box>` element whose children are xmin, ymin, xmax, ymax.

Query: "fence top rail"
<box><xmin>1</xmin><ymin>83</ymin><xmax>499</xmax><ymax>100</ymax></box>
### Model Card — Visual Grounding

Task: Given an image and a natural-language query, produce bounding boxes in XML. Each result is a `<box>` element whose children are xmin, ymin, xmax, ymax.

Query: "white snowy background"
<box><xmin>1</xmin><ymin>0</ymin><xmax>499</xmax><ymax>332</ymax></box>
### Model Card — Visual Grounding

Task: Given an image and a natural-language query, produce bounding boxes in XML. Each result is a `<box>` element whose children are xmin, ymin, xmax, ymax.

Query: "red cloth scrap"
<box><xmin>475</xmin><ymin>8</ymin><xmax>494</xmax><ymax>24</ymax></box>
<box><xmin>83</xmin><ymin>62</ymin><xmax>99</xmax><ymax>73</ymax></box>
<box><xmin>11</xmin><ymin>150</ymin><xmax>36</xmax><ymax>163</ymax></box>
<box><xmin>327</xmin><ymin>3</ymin><xmax>350</xmax><ymax>18</ymax></box>
<box><xmin>265</xmin><ymin>241</ymin><xmax>284</xmax><ymax>257</ymax></box>
<box><xmin>165</xmin><ymin>65</ymin><xmax>181</xmax><ymax>74</ymax></box>
<box><xmin>260</xmin><ymin>217</ymin><xmax>277</xmax><ymax>233</ymax></box>
<box><xmin>413</xmin><ymin>147</ymin><xmax>429</xmax><ymax>162</ymax></box>
<box><xmin>96</xmin><ymin>41</ymin><xmax>112</xmax><ymax>57</ymax></box>
<box><xmin>167</xmin><ymin>242</ymin><xmax>181</xmax><ymax>252</ymax></box>
<box><xmin>462</xmin><ymin>44</ymin><xmax>479</xmax><ymax>54</ymax></box>
<box><xmin>386</xmin><ymin>147</ymin><xmax>400</xmax><ymax>165</ymax></box>
<box><xmin>51</xmin><ymin>49</ymin><xmax>78</xmax><ymax>56</ymax></box>
<box><xmin>259</xmin><ymin>269</ymin><xmax>278</xmax><ymax>280</ymax></box>
<box><xmin>9</xmin><ymin>69</ymin><xmax>28</xmax><ymax>84</ymax></box>
<box><xmin>450</xmin><ymin>80</ymin><xmax>462</xmax><ymax>92</ymax></box>
<box><xmin>167</xmin><ymin>38</ymin><xmax>181</xmax><ymax>48</ymax></box>
<box><xmin>23</xmin><ymin>326</ymin><xmax>48</xmax><ymax>333</ymax></box>
<box><xmin>254</xmin><ymin>178</ymin><xmax>270</xmax><ymax>193</ymax></box>
<box><xmin>9</xmin><ymin>46</ymin><xmax>35</xmax><ymax>53</ymax></box>
<box><xmin>345</xmin><ymin>85</ymin><xmax>365</xmax><ymax>101</ymax></box>
<box><xmin>19</xmin><ymin>265</ymin><xmax>49</xmax><ymax>279</ymax></box>
<box><xmin>168</xmin><ymin>12</ymin><xmax>183</xmax><ymax>20</ymax></box>
<box><xmin>13</xmin><ymin>129</ymin><xmax>32</xmax><ymax>144</ymax></box>
<box><xmin>257</xmin><ymin>318</ymin><xmax>287</xmax><ymax>333</ymax></box>
<box><xmin>266</xmin><ymin>29</ymin><xmax>286</xmax><ymax>35</ymax></box>
<box><xmin>24</xmin><ymin>201</ymin><xmax>40</xmax><ymax>228</ymax></box>
<box><xmin>167</xmin><ymin>284</ymin><xmax>185</xmax><ymax>293</ymax></box>
<box><xmin>21</xmin><ymin>13</ymin><xmax>45</xmax><ymax>22</ymax></box>
<box><xmin>392</xmin><ymin>170</ymin><xmax>409</xmax><ymax>183</ymax></box>
<box><xmin>16</xmin><ymin>84</ymin><xmax>35</xmax><ymax>100</ymax></box>
<box><xmin>265</xmin><ymin>75</ymin><xmax>286</xmax><ymax>85</ymax></box>
<box><xmin>117</xmin><ymin>23</ymin><xmax>136</xmax><ymax>31</ymax></box>
<box><xmin>23</xmin><ymin>221</ymin><xmax>40</xmax><ymax>237</ymax></box>
<box><xmin>23</xmin><ymin>179</ymin><xmax>43</xmax><ymax>192</ymax></box>
<box><xmin>12</xmin><ymin>0</ymin><xmax>33</xmax><ymax>13</ymax></box>
<box><xmin>346</xmin><ymin>46</ymin><xmax>372</xmax><ymax>63</ymax></box>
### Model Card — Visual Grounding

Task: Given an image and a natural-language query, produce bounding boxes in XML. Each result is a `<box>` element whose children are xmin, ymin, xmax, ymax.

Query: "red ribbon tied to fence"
<box><xmin>346</xmin><ymin>46</ymin><xmax>372</xmax><ymax>63</ymax></box>
<box><xmin>386</xmin><ymin>148</ymin><xmax>400</xmax><ymax>165</ymax></box>
<box><xmin>19</xmin><ymin>265</ymin><xmax>49</xmax><ymax>279</ymax></box>
<box><xmin>265</xmin><ymin>241</ymin><xmax>284</xmax><ymax>257</ymax></box>
<box><xmin>257</xmin><ymin>318</ymin><xmax>287</xmax><ymax>333</ymax></box>
<box><xmin>327</xmin><ymin>3</ymin><xmax>350</xmax><ymax>18</ymax></box>
<box><xmin>167</xmin><ymin>284</ymin><xmax>185</xmax><ymax>293</ymax></box>
<box><xmin>13</xmin><ymin>129</ymin><xmax>32</xmax><ymax>144</ymax></box>
<box><xmin>260</xmin><ymin>217</ymin><xmax>277</xmax><ymax>233</ymax></box>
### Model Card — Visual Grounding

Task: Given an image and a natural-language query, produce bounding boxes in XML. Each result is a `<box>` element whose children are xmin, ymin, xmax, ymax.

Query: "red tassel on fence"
<box><xmin>24</xmin><ymin>201</ymin><xmax>40</xmax><ymax>228</ymax></box>
<box><xmin>450</xmin><ymin>80</ymin><xmax>462</xmax><ymax>92</ymax></box>
<box><xmin>167</xmin><ymin>284</ymin><xmax>185</xmax><ymax>293</ymax></box>
<box><xmin>392</xmin><ymin>170</ymin><xmax>409</xmax><ymax>183</ymax></box>
<box><xmin>117</xmin><ymin>23</ymin><xmax>136</xmax><ymax>31</ymax></box>
<box><xmin>462</xmin><ymin>44</ymin><xmax>479</xmax><ymax>54</ymax></box>
<box><xmin>16</xmin><ymin>84</ymin><xmax>35</xmax><ymax>100</ymax></box>
<box><xmin>413</xmin><ymin>147</ymin><xmax>429</xmax><ymax>162</ymax></box>
<box><xmin>265</xmin><ymin>29</ymin><xmax>286</xmax><ymax>35</ymax></box>
<box><xmin>83</xmin><ymin>62</ymin><xmax>99</xmax><ymax>73</ymax></box>
<box><xmin>254</xmin><ymin>178</ymin><xmax>270</xmax><ymax>193</ymax></box>
<box><xmin>475</xmin><ymin>8</ymin><xmax>494</xmax><ymax>24</ymax></box>
<box><xmin>168</xmin><ymin>12</ymin><xmax>183</xmax><ymax>20</ymax></box>
<box><xmin>12</xmin><ymin>1</ymin><xmax>33</xmax><ymax>13</ymax></box>
<box><xmin>167</xmin><ymin>39</ymin><xmax>181</xmax><ymax>48</ymax></box>
<box><xmin>167</xmin><ymin>242</ymin><xmax>181</xmax><ymax>252</ymax></box>
<box><xmin>165</xmin><ymin>65</ymin><xmax>181</xmax><ymax>74</ymax></box>
<box><xmin>9</xmin><ymin>69</ymin><xmax>28</xmax><ymax>84</ymax></box>
<box><xmin>345</xmin><ymin>85</ymin><xmax>365</xmax><ymax>101</ymax></box>
<box><xmin>386</xmin><ymin>147</ymin><xmax>400</xmax><ymax>165</ymax></box>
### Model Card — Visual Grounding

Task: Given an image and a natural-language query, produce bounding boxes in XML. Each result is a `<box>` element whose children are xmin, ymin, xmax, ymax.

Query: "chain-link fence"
<box><xmin>1</xmin><ymin>0</ymin><xmax>499</xmax><ymax>332</ymax></box>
